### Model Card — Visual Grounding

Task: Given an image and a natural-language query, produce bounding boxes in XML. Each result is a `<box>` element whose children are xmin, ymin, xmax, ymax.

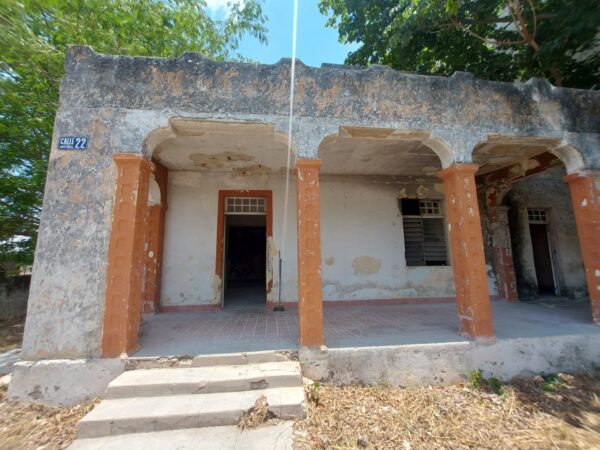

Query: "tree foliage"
<box><xmin>319</xmin><ymin>0</ymin><xmax>600</xmax><ymax>89</ymax></box>
<box><xmin>0</xmin><ymin>0</ymin><xmax>267</xmax><ymax>269</ymax></box>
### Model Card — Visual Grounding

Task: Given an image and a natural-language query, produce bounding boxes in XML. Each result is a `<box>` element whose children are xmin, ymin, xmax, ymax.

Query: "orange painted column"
<box><xmin>296</xmin><ymin>158</ymin><xmax>324</xmax><ymax>347</ymax></box>
<box><xmin>102</xmin><ymin>154</ymin><xmax>153</xmax><ymax>357</ymax></box>
<box><xmin>141</xmin><ymin>204</ymin><xmax>166</xmax><ymax>313</ymax></box>
<box><xmin>564</xmin><ymin>172</ymin><xmax>600</xmax><ymax>324</ymax></box>
<box><xmin>439</xmin><ymin>163</ymin><xmax>494</xmax><ymax>338</ymax></box>
<box><xmin>142</xmin><ymin>163</ymin><xmax>168</xmax><ymax>314</ymax></box>
<box><xmin>489</xmin><ymin>206</ymin><xmax>519</xmax><ymax>301</ymax></box>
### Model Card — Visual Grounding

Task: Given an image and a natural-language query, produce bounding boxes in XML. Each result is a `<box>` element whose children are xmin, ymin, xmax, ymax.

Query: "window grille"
<box><xmin>225</xmin><ymin>197</ymin><xmax>266</xmax><ymax>215</ymax></box>
<box><xmin>528</xmin><ymin>208</ymin><xmax>547</xmax><ymax>224</ymax></box>
<box><xmin>400</xmin><ymin>199</ymin><xmax>447</xmax><ymax>266</ymax></box>
<box><xmin>419</xmin><ymin>200</ymin><xmax>443</xmax><ymax>217</ymax></box>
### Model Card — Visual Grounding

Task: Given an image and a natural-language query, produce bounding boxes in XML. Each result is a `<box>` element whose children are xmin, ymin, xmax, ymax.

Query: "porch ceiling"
<box><xmin>473</xmin><ymin>136</ymin><xmax>562</xmax><ymax>175</ymax></box>
<box><xmin>153</xmin><ymin>120</ymin><xmax>289</xmax><ymax>173</ymax></box>
<box><xmin>319</xmin><ymin>127</ymin><xmax>443</xmax><ymax>176</ymax></box>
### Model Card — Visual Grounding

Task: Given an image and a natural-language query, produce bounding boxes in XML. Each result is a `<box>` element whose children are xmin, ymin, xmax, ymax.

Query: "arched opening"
<box><xmin>136</xmin><ymin>118</ymin><xmax>299</xmax><ymax>356</ymax></box>
<box><xmin>472</xmin><ymin>136</ymin><xmax>592</xmax><ymax>318</ymax></box>
<box><xmin>317</xmin><ymin>126</ymin><xmax>467</xmax><ymax>339</ymax></box>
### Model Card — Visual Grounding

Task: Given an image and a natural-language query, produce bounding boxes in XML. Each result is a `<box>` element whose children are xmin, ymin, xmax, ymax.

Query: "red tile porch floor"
<box><xmin>135</xmin><ymin>300</ymin><xmax>598</xmax><ymax>357</ymax></box>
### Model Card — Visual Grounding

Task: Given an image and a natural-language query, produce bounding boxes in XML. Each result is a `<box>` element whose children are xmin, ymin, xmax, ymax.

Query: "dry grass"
<box><xmin>0</xmin><ymin>385</ymin><xmax>97</xmax><ymax>450</ymax></box>
<box><xmin>0</xmin><ymin>318</ymin><xmax>24</xmax><ymax>353</ymax></box>
<box><xmin>238</xmin><ymin>394</ymin><xmax>277</xmax><ymax>429</ymax></box>
<box><xmin>295</xmin><ymin>373</ymin><xmax>600</xmax><ymax>449</ymax></box>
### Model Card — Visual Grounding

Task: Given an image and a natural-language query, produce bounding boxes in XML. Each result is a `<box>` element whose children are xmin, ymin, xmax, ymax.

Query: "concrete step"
<box><xmin>77</xmin><ymin>386</ymin><xmax>305</xmax><ymax>438</ymax></box>
<box><xmin>191</xmin><ymin>350</ymin><xmax>291</xmax><ymax>367</ymax></box>
<box><xmin>106</xmin><ymin>361</ymin><xmax>302</xmax><ymax>398</ymax></box>
<box><xmin>69</xmin><ymin>422</ymin><xmax>293</xmax><ymax>450</ymax></box>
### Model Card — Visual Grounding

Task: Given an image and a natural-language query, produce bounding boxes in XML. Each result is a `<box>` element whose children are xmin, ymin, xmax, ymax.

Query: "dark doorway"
<box><xmin>223</xmin><ymin>214</ymin><xmax>267</xmax><ymax>309</ymax></box>
<box><xmin>529</xmin><ymin>223</ymin><xmax>556</xmax><ymax>295</ymax></box>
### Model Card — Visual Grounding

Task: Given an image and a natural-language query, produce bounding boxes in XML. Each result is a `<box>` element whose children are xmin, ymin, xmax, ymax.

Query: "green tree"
<box><xmin>319</xmin><ymin>0</ymin><xmax>600</xmax><ymax>89</ymax></box>
<box><xmin>0</xmin><ymin>0</ymin><xmax>267</xmax><ymax>269</ymax></box>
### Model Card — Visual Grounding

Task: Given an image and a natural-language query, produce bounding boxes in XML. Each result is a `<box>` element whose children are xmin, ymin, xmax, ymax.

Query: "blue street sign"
<box><xmin>58</xmin><ymin>136</ymin><xmax>88</xmax><ymax>150</ymax></box>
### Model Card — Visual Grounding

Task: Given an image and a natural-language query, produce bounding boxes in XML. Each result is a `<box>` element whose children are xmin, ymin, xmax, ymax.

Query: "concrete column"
<box><xmin>564</xmin><ymin>171</ymin><xmax>600</xmax><ymax>324</ymax></box>
<box><xmin>141</xmin><ymin>204</ymin><xmax>166</xmax><ymax>314</ymax></box>
<box><xmin>439</xmin><ymin>163</ymin><xmax>494</xmax><ymax>338</ymax></box>
<box><xmin>489</xmin><ymin>205</ymin><xmax>519</xmax><ymax>301</ymax></box>
<box><xmin>102</xmin><ymin>155</ymin><xmax>153</xmax><ymax>357</ymax></box>
<box><xmin>142</xmin><ymin>163</ymin><xmax>168</xmax><ymax>314</ymax></box>
<box><xmin>296</xmin><ymin>158</ymin><xmax>324</xmax><ymax>347</ymax></box>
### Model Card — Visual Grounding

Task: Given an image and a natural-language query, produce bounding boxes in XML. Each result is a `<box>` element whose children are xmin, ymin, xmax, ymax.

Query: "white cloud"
<box><xmin>204</xmin><ymin>0</ymin><xmax>245</xmax><ymax>14</ymax></box>
<box><xmin>204</xmin><ymin>0</ymin><xmax>230</xmax><ymax>9</ymax></box>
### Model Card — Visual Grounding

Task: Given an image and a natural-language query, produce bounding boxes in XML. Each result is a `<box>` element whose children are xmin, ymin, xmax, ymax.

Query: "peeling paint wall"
<box><xmin>22</xmin><ymin>150</ymin><xmax>115</xmax><ymax>359</ymax></box>
<box><xmin>162</xmin><ymin>174</ymin><xmax>499</xmax><ymax>305</ymax></box>
<box><xmin>320</xmin><ymin>176</ymin><xmax>457</xmax><ymax>300</ymax></box>
<box><xmin>506</xmin><ymin>167</ymin><xmax>587</xmax><ymax>298</ymax></box>
<box><xmin>161</xmin><ymin>172</ymin><xmax>298</xmax><ymax>306</ymax></box>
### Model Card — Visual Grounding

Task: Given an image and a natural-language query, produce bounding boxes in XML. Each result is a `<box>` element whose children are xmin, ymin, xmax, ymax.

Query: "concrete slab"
<box><xmin>106</xmin><ymin>361</ymin><xmax>301</xmax><ymax>398</ymax></box>
<box><xmin>69</xmin><ymin>423</ymin><xmax>293</xmax><ymax>450</ymax></box>
<box><xmin>301</xmin><ymin>332</ymin><xmax>600</xmax><ymax>387</ymax></box>
<box><xmin>191</xmin><ymin>350</ymin><xmax>290</xmax><ymax>367</ymax></box>
<box><xmin>136</xmin><ymin>301</ymin><xmax>598</xmax><ymax>357</ymax></box>
<box><xmin>77</xmin><ymin>386</ymin><xmax>305</xmax><ymax>438</ymax></box>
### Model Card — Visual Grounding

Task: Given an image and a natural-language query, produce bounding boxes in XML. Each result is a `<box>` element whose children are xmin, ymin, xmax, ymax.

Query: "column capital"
<box><xmin>438</xmin><ymin>163</ymin><xmax>480</xmax><ymax>180</ymax></box>
<box><xmin>295</xmin><ymin>158</ymin><xmax>322</xmax><ymax>170</ymax></box>
<box><xmin>113</xmin><ymin>154</ymin><xmax>154</xmax><ymax>171</ymax></box>
<box><xmin>564</xmin><ymin>170</ymin><xmax>600</xmax><ymax>184</ymax></box>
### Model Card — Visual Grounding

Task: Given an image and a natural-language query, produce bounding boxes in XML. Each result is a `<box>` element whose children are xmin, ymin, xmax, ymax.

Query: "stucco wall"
<box><xmin>22</xmin><ymin>151</ymin><xmax>115</xmax><ymax>359</ymax></box>
<box><xmin>161</xmin><ymin>173</ymin><xmax>501</xmax><ymax>306</ymax></box>
<box><xmin>320</xmin><ymin>176</ymin><xmax>456</xmax><ymax>300</ymax></box>
<box><xmin>161</xmin><ymin>172</ymin><xmax>298</xmax><ymax>306</ymax></box>
<box><xmin>506</xmin><ymin>167</ymin><xmax>587</xmax><ymax>298</ymax></box>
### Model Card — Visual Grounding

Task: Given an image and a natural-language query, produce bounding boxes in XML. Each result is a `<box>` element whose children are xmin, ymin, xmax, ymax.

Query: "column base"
<box><xmin>8</xmin><ymin>358</ymin><xmax>125</xmax><ymax>406</ymax></box>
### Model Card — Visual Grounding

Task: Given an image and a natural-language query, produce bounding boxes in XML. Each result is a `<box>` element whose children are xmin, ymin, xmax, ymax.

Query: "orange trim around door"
<box><xmin>215</xmin><ymin>190</ymin><xmax>273</xmax><ymax>295</ymax></box>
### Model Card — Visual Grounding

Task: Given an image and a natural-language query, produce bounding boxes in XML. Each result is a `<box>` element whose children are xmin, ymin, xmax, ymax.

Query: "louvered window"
<box><xmin>400</xmin><ymin>199</ymin><xmax>447</xmax><ymax>266</ymax></box>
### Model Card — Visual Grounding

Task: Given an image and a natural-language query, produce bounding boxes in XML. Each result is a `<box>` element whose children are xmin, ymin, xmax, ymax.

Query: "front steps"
<box><xmin>69</xmin><ymin>351</ymin><xmax>305</xmax><ymax>449</ymax></box>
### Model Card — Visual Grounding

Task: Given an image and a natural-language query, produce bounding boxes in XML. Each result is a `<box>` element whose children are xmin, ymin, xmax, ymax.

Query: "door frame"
<box><xmin>527</xmin><ymin>207</ymin><xmax>560</xmax><ymax>296</ymax></box>
<box><xmin>215</xmin><ymin>190</ymin><xmax>273</xmax><ymax>305</ymax></box>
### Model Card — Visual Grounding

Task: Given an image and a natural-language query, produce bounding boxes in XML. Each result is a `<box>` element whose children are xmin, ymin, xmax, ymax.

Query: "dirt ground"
<box><xmin>295</xmin><ymin>372</ymin><xmax>600</xmax><ymax>450</ymax></box>
<box><xmin>0</xmin><ymin>385</ymin><xmax>96</xmax><ymax>450</ymax></box>
<box><xmin>0</xmin><ymin>318</ymin><xmax>24</xmax><ymax>352</ymax></box>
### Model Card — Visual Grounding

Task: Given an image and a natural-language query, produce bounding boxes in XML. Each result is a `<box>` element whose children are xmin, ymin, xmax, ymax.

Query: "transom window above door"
<box><xmin>527</xmin><ymin>208</ymin><xmax>548</xmax><ymax>224</ymax></box>
<box><xmin>225</xmin><ymin>197</ymin><xmax>266</xmax><ymax>215</ymax></box>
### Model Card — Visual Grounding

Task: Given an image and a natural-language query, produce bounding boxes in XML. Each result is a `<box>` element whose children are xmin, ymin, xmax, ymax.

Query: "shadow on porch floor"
<box><xmin>135</xmin><ymin>300</ymin><xmax>598</xmax><ymax>357</ymax></box>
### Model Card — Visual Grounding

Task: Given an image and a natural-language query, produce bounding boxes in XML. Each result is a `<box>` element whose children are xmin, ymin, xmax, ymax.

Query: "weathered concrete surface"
<box><xmin>24</xmin><ymin>45</ymin><xmax>600</xmax><ymax>362</ymax></box>
<box><xmin>71</xmin><ymin>358</ymin><xmax>304</xmax><ymax>448</ymax></box>
<box><xmin>69</xmin><ymin>422</ymin><xmax>294</xmax><ymax>450</ymax></box>
<box><xmin>58</xmin><ymin>46</ymin><xmax>600</xmax><ymax>164</ymax></box>
<box><xmin>22</xmin><ymin>153</ymin><xmax>115</xmax><ymax>359</ymax></box>
<box><xmin>8</xmin><ymin>358</ymin><xmax>125</xmax><ymax>406</ymax></box>
<box><xmin>506</xmin><ymin>167</ymin><xmax>586</xmax><ymax>298</ymax></box>
<box><xmin>300</xmin><ymin>333</ymin><xmax>600</xmax><ymax>386</ymax></box>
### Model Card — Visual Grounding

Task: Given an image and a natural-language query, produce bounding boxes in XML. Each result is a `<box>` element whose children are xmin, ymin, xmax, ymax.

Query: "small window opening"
<box><xmin>400</xmin><ymin>198</ymin><xmax>447</xmax><ymax>266</ymax></box>
<box><xmin>527</xmin><ymin>208</ymin><xmax>548</xmax><ymax>224</ymax></box>
<box><xmin>225</xmin><ymin>197</ymin><xmax>266</xmax><ymax>215</ymax></box>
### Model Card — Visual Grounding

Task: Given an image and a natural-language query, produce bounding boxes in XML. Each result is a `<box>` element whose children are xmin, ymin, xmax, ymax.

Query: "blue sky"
<box><xmin>207</xmin><ymin>0</ymin><xmax>359</xmax><ymax>67</ymax></box>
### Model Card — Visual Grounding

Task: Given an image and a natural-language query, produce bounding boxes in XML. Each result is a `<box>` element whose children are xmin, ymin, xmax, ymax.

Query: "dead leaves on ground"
<box><xmin>294</xmin><ymin>373</ymin><xmax>600</xmax><ymax>450</ymax></box>
<box><xmin>0</xmin><ymin>386</ymin><xmax>97</xmax><ymax>450</ymax></box>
